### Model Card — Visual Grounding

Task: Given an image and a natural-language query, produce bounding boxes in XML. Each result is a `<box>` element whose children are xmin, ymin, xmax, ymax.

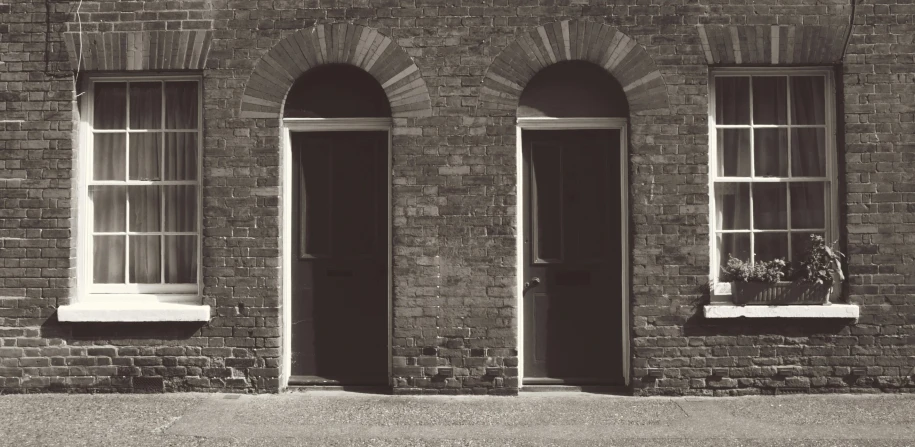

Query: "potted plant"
<box><xmin>721</xmin><ymin>256</ymin><xmax>795</xmax><ymax>305</ymax></box>
<box><xmin>795</xmin><ymin>234</ymin><xmax>845</xmax><ymax>304</ymax></box>
<box><xmin>721</xmin><ymin>235</ymin><xmax>844</xmax><ymax>305</ymax></box>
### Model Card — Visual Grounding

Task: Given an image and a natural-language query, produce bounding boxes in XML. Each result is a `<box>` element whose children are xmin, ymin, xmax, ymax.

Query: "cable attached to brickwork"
<box><xmin>841</xmin><ymin>0</ymin><xmax>857</xmax><ymax>62</ymax></box>
<box><xmin>75</xmin><ymin>0</ymin><xmax>83</xmax><ymax>74</ymax></box>
<box><xmin>72</xmin><ymin>0</ymin><xmax>84</xmax><ymax>95</ymax></box>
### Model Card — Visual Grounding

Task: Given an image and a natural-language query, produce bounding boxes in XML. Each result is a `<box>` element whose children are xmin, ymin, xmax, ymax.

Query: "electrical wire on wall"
<box><xmin>841</xmin><ymin>0</ymin><xmax>857</xmax><ymax>62</ymax></box>
<box><xmin>73</xmin><ymin>0</ymin><xmax>84</xmax><ymax>96</ymax></box>
<box><xmin>0</xmin><ymin>4</ymin><xmax>5</xmax><ymax>66</ymax></box>
<box><xmin>74</xmin><ymin>0</ymin><xmax>83</xmax><ymax>75</ymax></box>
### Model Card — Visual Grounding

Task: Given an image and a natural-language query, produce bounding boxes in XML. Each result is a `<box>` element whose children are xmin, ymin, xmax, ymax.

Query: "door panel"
<box><xmin>291</xmin><ymin>131</ymin><xmax>388</xmax><ymax>384</ymax></box>
<box><xmin>523</xmin><ymin>129</ymin><xmax>624</xmax><ymax>384</ymax></box>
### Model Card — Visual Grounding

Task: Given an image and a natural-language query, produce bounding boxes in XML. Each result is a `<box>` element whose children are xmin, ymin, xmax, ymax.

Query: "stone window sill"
<box><xmin>58</xmin><ymin>296</ymin><xmax>210</xmax><ymax>322</ymax></box>
<box><xmin>703</xmin><ymin>304</ymin><xmax>859</xmax><ymax>320</ymax></box>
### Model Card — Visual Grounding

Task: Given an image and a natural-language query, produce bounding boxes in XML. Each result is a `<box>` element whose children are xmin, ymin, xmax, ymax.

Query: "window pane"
<box><xmin>790</xmin><ymin>182</ymin><xmax>825</xmax><ymax>229</ymax></box>
<box><xmin>165</xmin><ymin>81</ymin><xmax>199</xmax><ymax>129</ymax></box>
<box><xmin>93</xmin><ymin>134</ymin><xmax>126</xmax><ymax>181</ymax></box>
<box><xmin>129</xmin><ymin>235</ymin><xmax>161</xmax><ymax>283</ymax></box>
<box><xmin>93</xmin><ymin>235</ymin><xmax>125</xmax><ymax>283</ymax></box>
<box><xmin>299</xmin><ymin>145</ymin><xmax>331</xmax><ymax>257</ymax></box>
<box><xmin>164</xmin><ymin>235</ymin><xmax>197</xmax><ymax>283</ymax></box>
<box><xmin>791</xmin><ymin>232</ymin><xmax>825</xmax><ymax>262</ymax></box>
<box><xmin>714</xmin><ymin>182</ymin><xmax>750</xmax><ymax>230</ymax></box>
<box><xmin>790</xmin><ymin>76</ymin><xmax>825</xmax><ymax>125</ymax></box>
<box><xmin>128</xmin><ymin>133</ymin><xmax>161</xmax><ymax>180</ymax></box>
<box><xmin>791</xmin><ymin>128</ymin><xmax>826</xmax><ymax>177</ymax></box>
<box><xmin>716</xmin><ymin>129</ymin><xmax>750</xmax><ymax>177</ymax></box>
<box><xmin>752</xmin><ymin>76</ymin><xmax>787</xmax><ymax>125</ymax></box>
<box><xmin>718</xmin><ymin>233</ymin><xmax>751</xmax><ymax>270</ymax></box>
<box><xmin>164</xmin><ymin>133</ymin><xmax>198</xmax><ymax>180</ymax></box>
<box><xmin>128</xmin><ymin>186</ymin><xmax>160</xmax><ymax>232</ymax></box>
<box><xmin>715</xmin><ymin>77</ymin><xmax>750</xmax><ymax>125</ymax></box>
<box><xmin>163</xmin><ymin>185</ymin><xmax>197</xmax><ymax>232</ymax></box>
<box><xmin>753</xmin><ymin>183</ymin><xmax>787</xmax><ymax>229</ymax></box>
<box><xmin>90</xmin><ymin>186</ymin><xmax>126</xmax><ymax>232</ymax></box>
<box><xmin>129</xmin><ymin>82</ymin><xmax>162</xmax><ymax>129</ymax></box>
<box><xmin>93</xmin><ymin>83</ymin><xmax>126</xmax><ymax>129</ymax></box>
<box><xmin>756</xmin><ymin>232</ymin><xmax>788</xmax><ymax>262</ymax></box>
<box><xmin>753</xmin><ymin>129</ymin><xmax>788</xmax><ymax>177</ymax></box>
<box><xmin>532</xmin><ymin>144</ymin><xmax>562</xmax><ymax>260</ymax></box>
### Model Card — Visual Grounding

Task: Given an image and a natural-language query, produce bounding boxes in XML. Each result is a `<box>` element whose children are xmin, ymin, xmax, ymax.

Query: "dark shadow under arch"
<box><xmin>285</xmin><ymin>64</ymin><xmax>392</xmax><ymax>118</ymax></box>
<box><xmin>518</xmin><ymin>61</ymin><xmax>629</xmax><ymax>118</ymax></box>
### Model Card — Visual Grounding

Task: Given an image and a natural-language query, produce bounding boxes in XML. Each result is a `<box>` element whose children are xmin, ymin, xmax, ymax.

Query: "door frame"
<box><xmin>280</xmin><ymin>117</ymin><xmax>394</xmax><ymax>389</ymax></box>
<box><xmin>515</xmin><ymin>116</ymin><xmax>630</xmax><ymax>386</ymax></box>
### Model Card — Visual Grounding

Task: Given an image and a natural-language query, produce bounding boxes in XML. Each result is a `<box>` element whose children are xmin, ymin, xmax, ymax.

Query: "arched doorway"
<box><xmin>282</xmin><ymin>64</ymin><xmax>392</xmax><ymax>386</ymax></box>
<box><xmin>517</xmin><ymin>61</ymin><xmax>630</xmax><ymax>386</ymax></box>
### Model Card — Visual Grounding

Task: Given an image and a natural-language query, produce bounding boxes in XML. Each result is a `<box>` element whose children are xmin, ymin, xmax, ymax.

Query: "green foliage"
<box><xmin>721</xmin><ymin>256</ymin><xmax>790</xmax><ymax>283</ymax></box>
<box><xmin>721</xmin><ymin>235</ymin><xmax>844</xmax><ymax>285</ymax></box>
<box><xmin>797</xmin><ymin>235</ymin><xmax>844</xmax><ymax>285</ymax></box>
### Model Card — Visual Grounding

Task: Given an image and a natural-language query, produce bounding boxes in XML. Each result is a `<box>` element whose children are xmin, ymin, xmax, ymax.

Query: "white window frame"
<box><xmin>707</xmin><ymin>67</ymin><xmax>839</xmax><ymax>300</ymax></box>
<box><xmin>61</xmin><ymin>74</ymin><xmax>208</xmax><ymax>322</ymax></box>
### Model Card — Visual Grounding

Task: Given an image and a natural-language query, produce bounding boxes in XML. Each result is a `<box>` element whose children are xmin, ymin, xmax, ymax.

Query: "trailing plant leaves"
<box><xmin>721</xmin><ymin>255</ymin><xmax>789</xmax><ymax>283</ymax></box>
<box><xmin>798</xmin><ymin>235</ymin><xmax>844</xmax><ymax>285</ymax></box>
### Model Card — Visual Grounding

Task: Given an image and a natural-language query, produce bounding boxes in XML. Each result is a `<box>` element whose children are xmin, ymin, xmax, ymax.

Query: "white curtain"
<box><xmin>92</xmin><ymin>81</ymin><xmax>198</xmax><ymax>285</ymax></box>
<box><xmin>163</xmin><ymin>81</ymin><xmax>198</xmax><ymax>284</ymax></box>
<box><xmin>716</xmin><ymin>76</ymin><xmax>826</xmax><ymax>266</ymax></box>
<box><xmin>787</xmin><ymin>76</ymin><xmax>827</xmax><ymax>259</ymax></box>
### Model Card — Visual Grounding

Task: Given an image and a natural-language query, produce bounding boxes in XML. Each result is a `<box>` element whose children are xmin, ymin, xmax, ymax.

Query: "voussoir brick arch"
<box><xmin>61</xmin><ymin>30</ymin><xmax>213</xmax><ymax>71</ymax></box>
<box><xmin>240</xmin><ymin>23</ymin><xmax>432</xmax><ymax>119</ymax></box>
<box><xmin>697</xmin><ymin>24</ymin><xmax>852</xmax><ymax>65</ymax></box>
<box><xmin>478</xmin><ymin>20</ymin><xmax>670</xmax><ymax>116</ymax></box>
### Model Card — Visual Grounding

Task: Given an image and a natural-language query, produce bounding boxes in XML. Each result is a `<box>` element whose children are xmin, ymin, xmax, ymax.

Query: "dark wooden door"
<box><xmin>291</xmin><ymin>131</ymin><xmax>388</xmax><ymax>385</ymax></box>
<box><xmin>522</xmin><ymin>129</ymin><xmax>624</xmax><ymax>384</ymax></box>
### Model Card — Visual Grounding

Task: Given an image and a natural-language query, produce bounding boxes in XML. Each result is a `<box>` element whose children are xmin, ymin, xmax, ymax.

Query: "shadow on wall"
<box><xmin>517</xmin><ymin>61</ymin><xmax>629</xmax><ymax>118</ymax></box>
<box><xmin>42</xmin><ymin>313</ymin><xmax>207</xmax><ymax>340</ymax></box>
<box><xmin>283</xmin><ymin>64</ymin><xmax>391</xmax><ymax>119</ymax></box>
<box><xmin>682</xmin><ymin>312</ymin><xmax>852</xmax><ymax>337</ymax></box>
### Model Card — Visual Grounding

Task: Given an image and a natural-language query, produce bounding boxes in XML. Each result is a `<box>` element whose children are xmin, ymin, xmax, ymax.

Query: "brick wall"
<box><xmin>1</xmin><ymin>0</ymin><xmax>913</xmax><ymax>395</ymax></box>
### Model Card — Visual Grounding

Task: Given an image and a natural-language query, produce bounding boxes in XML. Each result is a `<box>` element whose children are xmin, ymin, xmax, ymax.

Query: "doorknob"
<box><xmin>523</xmin><ymin>277</ymin><xmax>541</xmax><ymax>292</ymax></box>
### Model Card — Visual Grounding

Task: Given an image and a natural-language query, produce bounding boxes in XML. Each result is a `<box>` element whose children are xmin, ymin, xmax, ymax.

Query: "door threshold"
<box><xmin>523</xmin><ymin>377</ymin><xmax>620</xmax><ymax>385</ymax></box>
<box><xmin>288</xmin><ymin>375</ymin><xmax>388</xmax><ymax>386</ymax></box>
<box><xmin>287</xmin><ymin>384</ymin><xmax>391</xmax><ymax>394</ymax></box>
<box><xmin>287</xmin><ymin>375</ymin><xmax>390</xmax><ymax>394</ymax></box>
<box><xmin>522</xmin><ymin>384</ymin><xmax>629</xmax><ymax>394</ymax></box>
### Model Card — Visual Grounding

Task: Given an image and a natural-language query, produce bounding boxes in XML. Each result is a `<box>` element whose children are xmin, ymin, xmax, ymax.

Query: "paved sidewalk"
<box><xmin>3</xmin><ymin>391</ymin><xmax>915</xmax><ymax>446</ymax></box>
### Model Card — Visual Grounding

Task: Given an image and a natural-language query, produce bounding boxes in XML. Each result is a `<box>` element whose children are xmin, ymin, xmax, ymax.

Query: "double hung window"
<box><xmin>80</xmin><ymin>76</ymin><xmax>201</xmax><ymax>301</ymax></box>
<box><xmin>710</xmin><ymin>69</ymin><xmax>836</xmax><ymax>282</ymax></box>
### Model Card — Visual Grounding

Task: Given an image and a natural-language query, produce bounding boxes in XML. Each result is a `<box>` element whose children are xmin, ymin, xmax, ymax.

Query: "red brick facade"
<box><xmin>1</xmin><ymin>0</ymin><xmax>913</xmax><ymax>395</ymax></box>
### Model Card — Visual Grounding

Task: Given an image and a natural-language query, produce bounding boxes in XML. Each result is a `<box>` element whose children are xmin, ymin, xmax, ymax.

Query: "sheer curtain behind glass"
<box><xmin>90</xmin><ymin>80</ymin><xmax>198</xmax><ymax>290</ymax></box>
<box><xmin>713</xmin><ymin>74</ymin><xmax>828</xmax><ymax>275</ymax></box>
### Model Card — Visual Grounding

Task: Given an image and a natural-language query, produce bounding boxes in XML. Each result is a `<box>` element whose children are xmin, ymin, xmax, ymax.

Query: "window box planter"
<box><xmin>731</xmin><ymin>281</ymin><xmax>836</xmax><ymax>305</ymax></box>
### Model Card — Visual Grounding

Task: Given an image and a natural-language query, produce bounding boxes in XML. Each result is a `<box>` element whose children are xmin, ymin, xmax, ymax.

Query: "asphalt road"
<box><xmin>3</xmin><ymin>391</ymin><xmax>915</xmax><ymax>446</ymax></box>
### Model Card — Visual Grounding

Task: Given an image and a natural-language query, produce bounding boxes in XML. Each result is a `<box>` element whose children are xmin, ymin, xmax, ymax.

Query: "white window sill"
<box><xmin>58</xmin><ymin>296</ymin><xmax>210</xmax><ymax>322</ymax></box>
<box><xmin>704</xmin><ymin>304</ymin><xmax>859</xmax><ymax>320</ymax></box>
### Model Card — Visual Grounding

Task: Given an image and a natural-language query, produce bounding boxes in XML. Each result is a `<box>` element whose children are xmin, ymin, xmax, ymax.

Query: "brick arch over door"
<box><xmin>240</xmin><ymin>23</ymin><xmax>433</xmax><ymax>119</ymax></box>
<box><xmin>477</xmin><ymin>20</ymin><xmax>669</xmax><ymax>116</ymax></box>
